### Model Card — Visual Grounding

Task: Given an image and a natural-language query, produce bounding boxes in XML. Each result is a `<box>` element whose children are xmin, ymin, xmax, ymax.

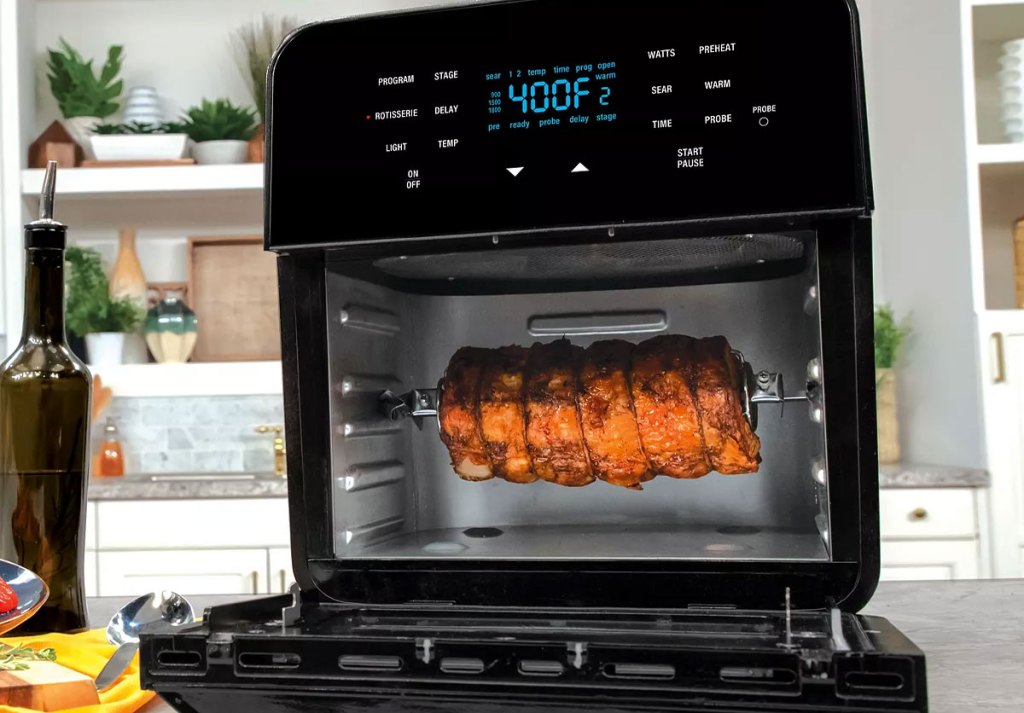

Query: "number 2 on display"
<box><xmin>509</xmin><ymin>77</ymin><xmax>604</xmax><ymax>114</ymax></box>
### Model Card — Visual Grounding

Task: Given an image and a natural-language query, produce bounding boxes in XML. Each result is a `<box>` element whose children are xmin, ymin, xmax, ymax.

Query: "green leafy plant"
<box><xmin>875</xmin><ymin>304</ymin><xmax>911</xmax><ymax>370</ymax></box>
<box><xmin>232</xmin><ymin>15</ymin><xmax>297</xmax><ymax>124</ymax></box>
<box><xmin>92</xmin><ymin>121</ymin><xmax>187</xmax><ymax>135</ymax></box>
<box><xmin>46</xmin><ymin>39</ymin><xmax>123</xmax><ymax>119</ymax></box>
<box><xmin>178</xmin><ymin>99</ymin><xmax>258</xmax><ymax>142</ymax></box>
<box><xmin>65</xmin><ymin>246</ymin><xmax>144</xmax><ymax>336</ymax></box>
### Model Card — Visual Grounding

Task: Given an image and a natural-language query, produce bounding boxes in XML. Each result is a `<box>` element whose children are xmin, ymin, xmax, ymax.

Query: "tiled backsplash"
<box><xmin>97</xmin><ymin>395</ymin><xmax>285</xmax><ymax>474</ymax></box>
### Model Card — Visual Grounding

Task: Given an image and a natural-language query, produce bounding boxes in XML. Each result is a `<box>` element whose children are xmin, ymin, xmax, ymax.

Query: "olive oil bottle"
<box><xmin>0</xmin><ymin>162</ymin><xmax>90</xmax><ymax>633</ymax></box>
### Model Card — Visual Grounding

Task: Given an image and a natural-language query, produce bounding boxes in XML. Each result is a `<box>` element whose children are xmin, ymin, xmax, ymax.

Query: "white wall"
<box><xmin>859</xmin><ymin>0</ymin><xmax>985</xmax><ymax>468</ymax></box>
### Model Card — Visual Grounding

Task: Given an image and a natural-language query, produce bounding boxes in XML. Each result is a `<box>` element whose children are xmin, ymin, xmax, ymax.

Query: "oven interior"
<box><xmin>325</xmin><ymin>232</ymin><xmax>830</xmax><ymax>563</ymax></box>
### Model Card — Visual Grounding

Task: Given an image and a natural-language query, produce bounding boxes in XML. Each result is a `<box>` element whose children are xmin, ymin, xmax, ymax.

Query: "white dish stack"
<box><xmin>1000</xmin><ymin>39</ymin><xmax>1024</xmax><ymax>142</ymax></box>
<box><xmin>122</xmin><ymin>86</ymin><xmax>163</xmax><ymax>128</ymax></box>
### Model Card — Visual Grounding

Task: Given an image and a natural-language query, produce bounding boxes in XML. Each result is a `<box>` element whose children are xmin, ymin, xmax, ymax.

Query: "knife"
<box><xmin>94</xmin><ymin>642</ymin><xmax>139</xmax><ymax>691</ymax></box>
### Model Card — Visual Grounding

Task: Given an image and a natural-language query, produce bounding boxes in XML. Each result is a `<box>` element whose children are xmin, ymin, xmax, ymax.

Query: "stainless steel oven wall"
<box><xmin>326</xmin><ymin>241</ymin><xmax>825</xmax><ymax>560</ymax></box>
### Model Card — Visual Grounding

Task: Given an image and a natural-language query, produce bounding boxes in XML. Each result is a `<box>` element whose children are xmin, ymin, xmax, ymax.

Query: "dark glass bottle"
<box><xmin>0</xmin><ymin>163</ymin><xmax>90</xmax><ymax>633</ymax></box>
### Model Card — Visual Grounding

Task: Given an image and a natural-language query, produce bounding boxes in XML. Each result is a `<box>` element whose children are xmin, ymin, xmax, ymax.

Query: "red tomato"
<box><xmin>0</xmin><ymin>578</ymin><xmax>18</xmax><ymax>614</ymax></box>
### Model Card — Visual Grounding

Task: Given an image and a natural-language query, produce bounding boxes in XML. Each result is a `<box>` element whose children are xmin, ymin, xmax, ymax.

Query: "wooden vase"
<box><xmin>109</xmin><ymin>227</ymin><xmax>147</xmax><ymax>303</ymax></box>
<box><xmin>876</xmin><ymin>368</ymin><xmax>900</xmax><ymax>465</ymax></box>
<box><xmin>110</xmin><ymin>227</ymin><xmax>149</xmax><ymax>364</ymax></box>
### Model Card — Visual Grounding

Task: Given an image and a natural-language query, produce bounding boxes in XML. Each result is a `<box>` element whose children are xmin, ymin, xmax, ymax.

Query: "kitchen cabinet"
<box><xmin>97</xmin><ymin>549</ymin><xmax>268</xmax><ymax>597</ymax></box>
<box><xmin>959</xmin><ymin>0</ymin><xmax>1024</xmax><ymax>578</ymax></box>
<box><xmin>86</xmin><ymin>498</ymin><xmax>290</xmax><ymax>596</ymax></box>
<box><xmin>269</xmin><ymin>547</ymin><xmax>295</xmax><ymax>594</ymax></box>
<box><xmin>881</xmin><ymin>540</ymin><xmax>981</xmax><ymax>581</ymax></box>
<box><xmin>879</xmin><ymin>488</ymin><xmax>987</xmax><ymax>580</ymax></box>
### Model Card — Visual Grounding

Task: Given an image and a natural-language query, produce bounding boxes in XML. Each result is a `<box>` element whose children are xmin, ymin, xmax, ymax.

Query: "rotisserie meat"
<box><xmin>525</xmin><ymin>341</ymin><xmax>594</xmax><ymax>487</ymax></box>
<box><xmin>438</xmin><ymin>347</ymin><xmax>493</xmax><ymax>481</ymax></box>
<box><xmin>478</xmin><ymin>346</ymin><xmax>537</xmax><ymax>484</ymax></box>
<box><xmin>631</xmin><ymin>335</ymin><xmax>712</xmax><ymax>480</ymax></box>
<box><xmin>578</xmin><ymin>340</ymin><xmax>655</xmax><ymax>489</ymax></box>
<box><xmin>693</xmin><ymin>336</ymin><xmax>762</xmax><ymax>475</ymax></box>
<box><xmin>438</xmin><ymin>335</ymin><xmax>761</xmax><ymax>488</ymax></box>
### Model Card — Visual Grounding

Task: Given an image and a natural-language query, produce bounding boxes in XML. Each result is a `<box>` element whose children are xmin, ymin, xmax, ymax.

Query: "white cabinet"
<box><xmin>87</xmin><ymin>498</ymin><xmax>290</xmax><ymax>596</ymax></box>
<box><xmin>879</xmin><ymin>488</ymin><xmax>987</xmax><ymax>581</ymax></box>
<box><xmin>269</xmin><ymin>547</ymin><xmax>294</xmax><ymax>594</ymax></box>
<box><xmin>97</xmin><ymin>549</ymin><xmax>267</xmax><ymax>597</ymax></box>
<box><xmin>881</xmin><ymin>540</ymin><xmax>981</xmax><ymax>582</ymax></box>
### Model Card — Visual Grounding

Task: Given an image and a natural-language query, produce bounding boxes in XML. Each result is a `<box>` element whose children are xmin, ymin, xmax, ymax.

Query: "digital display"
<box><xmin>267</xmin><ymin>0</ymin><xmax>865</xmax><ymax>248</ymax></box>
<box><xmin>487</xmin><ymin>61</ymin><xmax>618</xmax><ymax>130</ymax></box>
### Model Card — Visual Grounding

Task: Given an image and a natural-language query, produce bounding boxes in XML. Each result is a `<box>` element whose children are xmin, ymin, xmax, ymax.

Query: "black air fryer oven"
<box><xmin>141</xmin><ymin>1</ymin><xmax>929</xmax><ymax>711</ymax></box>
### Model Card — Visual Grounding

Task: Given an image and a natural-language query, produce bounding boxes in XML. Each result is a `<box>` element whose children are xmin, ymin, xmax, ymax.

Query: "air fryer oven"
<box><xmin>141</xmin><ymin>1</ymin><xmax>929</xmax><ymax>711</ymax></box>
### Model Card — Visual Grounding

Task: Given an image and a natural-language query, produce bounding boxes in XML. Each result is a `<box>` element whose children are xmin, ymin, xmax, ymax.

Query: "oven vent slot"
<box><xmin>341</xmin><ymin>461</ymin><xmax>406</xmax><ymax>492</ymax></box>
<box><xmin>720</xmin><ymin>667</ymin><xmax>797</xmax><ymax>686</ymax></box>
<box><xmin>518</xmin><ymin>659</ymin><xmax>565</xmax><ymax>677</ymax></box>
<box><xmin>339</xmin><ymin>655</ymin><xmax>403</xmax><ymax>672</ymax></box>
<box><xmin>439</xmin><ymin>657</ymin><xmax>486</xmax><ymax>675</ymax></box>
<box><xmin>156</xmin><ymin>650</ymin><xmax>202</xmax><ymax>668</ymax></box>
<box><xmin>602</xmin><ymin>663</ymin><xmax>676</xmax><ymax>680</ymax></box>
<box><xmin>343</xmin><ymin>517</ymin><xmax>406</xmax><ymax>545</ymax></box>
<box><xmin>238</xmin><ymin>652</ymin><xmax>301</xmax><ymax>670</ymax></box>
<box><xmin>339</xmin><ymin>304</ymin><xmax>401</xmax><ymax>335</ymax></box>
<box><xmin>843</xmin><ymin>671</ymin><xmax>905</xmax><ymax>691</ymax></box>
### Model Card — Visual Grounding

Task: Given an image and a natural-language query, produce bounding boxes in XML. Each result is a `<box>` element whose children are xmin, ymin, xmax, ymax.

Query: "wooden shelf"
<box><xmin>92</xmin><ymin>361</ymin><xmax>282</xmax><ymax>398</ymax></box>
<box><xmin>21</xmin><ymin>164</ymin><xmax>263</xmax><ymax>199</ymax></box>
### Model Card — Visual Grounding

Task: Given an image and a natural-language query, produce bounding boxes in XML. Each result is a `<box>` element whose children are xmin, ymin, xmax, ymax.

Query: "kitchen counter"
<box><xmin>87</xmin><ymin>474</ymin><xmax>288</xmax><ymax>500</ymax></box>
<box><xmin>880</xmin><ymin>463</ymin><xmax>989</xmax><ymax>489</ymax></box>
<box><xmin>87</xmin><ymin>579</ymin><xmax>1022</xmax><ymax>713</ymax></box>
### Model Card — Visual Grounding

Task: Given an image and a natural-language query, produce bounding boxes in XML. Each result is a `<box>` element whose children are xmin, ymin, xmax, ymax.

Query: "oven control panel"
<box><xmin>268</xmin><ymin>0</ymin><xmax>866</xmax><ymax>248</ymax></box>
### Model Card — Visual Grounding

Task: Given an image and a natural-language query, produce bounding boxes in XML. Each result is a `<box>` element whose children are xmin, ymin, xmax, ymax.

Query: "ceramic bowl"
<box><xmin>0</xmin><ymin>560</ymin><xmax>49</xmax><ymax>636</ymax></box>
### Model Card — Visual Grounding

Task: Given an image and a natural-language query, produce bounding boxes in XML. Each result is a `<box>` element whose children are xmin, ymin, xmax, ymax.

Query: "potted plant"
<box><xmin>875</xmin><ymin>304</ymin><xmax>911</xmax><ymax>465</ymax></box>
<box><xmin>46</xmin><ymin>39</ymin><xmax>124</xmax><ymax>158</ymax></box>
<box><xmin>179</xmin><ymin>99</ymin><xmax>258</xmax><ymax>165</ymax></box>
<box><xmin>65</xmin><ymin>246</ymin><xmax>145</xmax><ymax>368</ymax></box>
<box><xmin>232</xmin><ymin>14</ymin><xmax>297</xmax><ymax>162</ymax></box>
<box><xmin>90</xmin><ymin>121</ymin><xmax>189</xmax><ymax>162</ymax></box>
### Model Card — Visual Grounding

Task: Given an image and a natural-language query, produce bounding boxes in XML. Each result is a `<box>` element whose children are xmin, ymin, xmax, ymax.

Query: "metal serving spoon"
<box><xmin>95</xmin><ymin>591</ymin><xmax>194</xmax><ymax>691</ymax></box>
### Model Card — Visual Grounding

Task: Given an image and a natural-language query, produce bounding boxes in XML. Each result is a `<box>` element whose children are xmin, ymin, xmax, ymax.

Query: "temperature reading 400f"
<box><xmin>508</xmin><ymin>78</ymin><xmax>612</xmax><ymax>114</ymax></box>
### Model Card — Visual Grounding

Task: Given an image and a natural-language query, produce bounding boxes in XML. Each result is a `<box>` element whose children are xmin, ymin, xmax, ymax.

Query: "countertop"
<box><xmin>87</xmin><ymin>579</ymin><xmax>1022</xmax><ymax>713</ymax></box>
<box><xmin>88</xmin><ymin>474</ymin><xmax>288</xmax><ymax>500</ymax></box>
<box><xmin>879</xmin><ymin>463</ymin><xmax>989</xmax><ymax>489</ymax></box>
<box><xmin>88</xmin><ymin>463</ymin><xmax>986</xmax><ymax>501</ymax></box>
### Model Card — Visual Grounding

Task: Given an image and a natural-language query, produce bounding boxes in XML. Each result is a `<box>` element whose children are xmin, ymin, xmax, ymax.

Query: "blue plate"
<box><xmin>0</xmin><ymin>560</ymin><xmax>49</xmax><ymax>635</ymax></box>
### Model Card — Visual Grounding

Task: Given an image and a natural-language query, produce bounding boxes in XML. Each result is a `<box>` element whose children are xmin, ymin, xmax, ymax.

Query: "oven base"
<box><xmin>142</xmin><ymin>597</ymin><xmax>927</xmax><ymax>712</ymax></box>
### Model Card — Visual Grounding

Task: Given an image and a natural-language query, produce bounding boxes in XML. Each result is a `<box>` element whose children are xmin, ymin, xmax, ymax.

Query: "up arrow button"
<box><xmin>571</xmin><ymin>162</ymin><xmax>589</xmax><ymax>173</ymax></box>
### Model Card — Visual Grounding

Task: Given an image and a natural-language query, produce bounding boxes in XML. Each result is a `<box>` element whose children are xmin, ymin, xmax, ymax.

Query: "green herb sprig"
<box><xmin>0</xmin><ymin>643</ymin><xmax>57</xmax><ymax>671</ymax></box>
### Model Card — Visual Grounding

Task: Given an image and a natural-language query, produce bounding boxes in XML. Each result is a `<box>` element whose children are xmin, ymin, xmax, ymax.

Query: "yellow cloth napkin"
<box><xmin>0</xmin><ymin>629</ymin><xmax>154</xmax><ymax>713</ymax></box>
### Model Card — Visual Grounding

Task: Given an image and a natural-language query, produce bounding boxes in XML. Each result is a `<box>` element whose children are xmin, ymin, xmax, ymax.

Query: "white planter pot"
<box><xmin>91</xmin><ymin>134</ymin><xmax>188</xmax><ymax>161</ymax></box>
<box><xmin>86</xmin><ymin>332</ymin><xmax>126</xmax><ymax>369</ymax></box>
<box><xmin>192</xmin><ymin>140</ymin><xmax>249</xmax><ymax>165</ymax></box>
<box><xmin>61</xmin><ymin>116</ymin><xmax>101</xmax><ymax>160</ymax></box>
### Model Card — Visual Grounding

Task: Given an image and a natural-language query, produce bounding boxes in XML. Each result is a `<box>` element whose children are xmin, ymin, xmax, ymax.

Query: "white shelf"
<box><xmin>21</xmin><ymin>164</ymin><xmax>264</xmax><ymax>199</ymax></box>
<box><xmin>92</xmin><ymin>361</ymin><xmax>282</xmax><ymax>398</ymax></box>
<box><xmin>976</xmin><ymin>143</ymin><xmax>1024</xmax><ymax>164</ymax></box>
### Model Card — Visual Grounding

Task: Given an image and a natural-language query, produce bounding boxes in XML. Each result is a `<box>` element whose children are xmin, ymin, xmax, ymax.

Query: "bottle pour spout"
<box><xmin>25</xmin><ymin>161</ymin><xmax>67</xmax><ymax>249</ymax></box>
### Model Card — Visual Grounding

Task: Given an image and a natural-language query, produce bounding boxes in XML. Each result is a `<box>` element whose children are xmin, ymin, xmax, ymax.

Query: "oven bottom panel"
<box><xmin>340</xmin><ymin>524</ymin><xmax>829</xmax><ymax>561</ymax></box>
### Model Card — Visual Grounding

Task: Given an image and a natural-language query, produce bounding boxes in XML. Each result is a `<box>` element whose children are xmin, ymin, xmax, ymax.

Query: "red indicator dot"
<box><xmin>366</xmin><ymin>114</ymin><xmax>372</xmax><ymax>121</ymax></box>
